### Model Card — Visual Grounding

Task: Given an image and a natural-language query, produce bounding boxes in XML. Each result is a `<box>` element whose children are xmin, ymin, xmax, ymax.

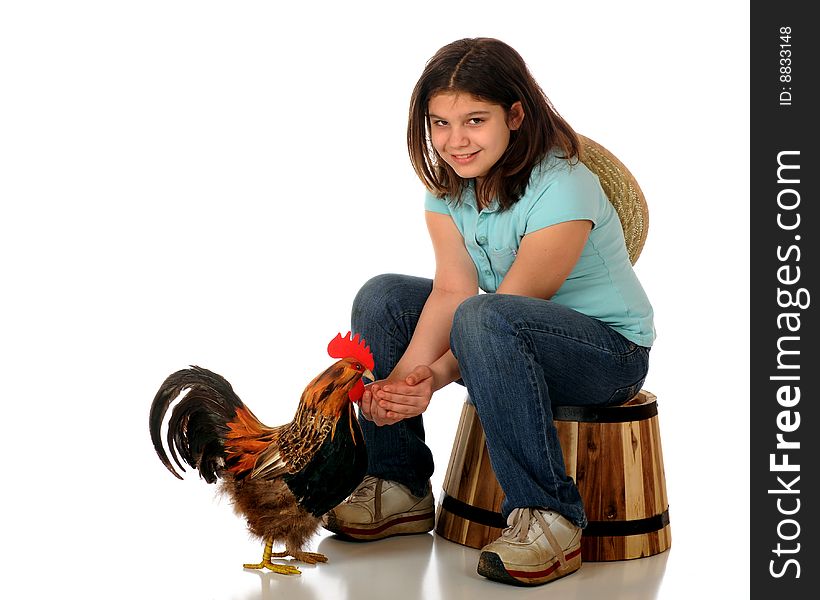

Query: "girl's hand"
<box><xmin>358</xmin><ymin>380</ymin><xmax>398</xmax><ymax>426</ymax></box>
<box><xmin>373</xmin><ymin>366</ymin><xmax>435</xmax><ymax>423</ymax></box>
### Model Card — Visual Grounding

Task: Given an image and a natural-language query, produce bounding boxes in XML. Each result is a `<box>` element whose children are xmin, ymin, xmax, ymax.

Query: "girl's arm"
<box><xmin>364</xmin><ymin>217</ymin><xmax>591</xmax><ymax>424</ymax></box>
<box><xmin>361</xmin><ymin>211</ymin><xmax>477</xmax><ymax>424</ymax></box>
<box><xmin>496</xmin><ymin>220</ymin><xmax>592</xmax><ymax>298</ymax></box>
<box><xmin>392</xmin><ymin>211</ymin><xmax>477</xmax><ymax>384</ymax></box>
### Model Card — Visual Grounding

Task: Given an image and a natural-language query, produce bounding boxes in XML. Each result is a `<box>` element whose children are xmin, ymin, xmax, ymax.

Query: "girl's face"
<box><xmin>428</xmin><ymin>92</ymin><xmax>524</xmax><ymax>181</ymax></box>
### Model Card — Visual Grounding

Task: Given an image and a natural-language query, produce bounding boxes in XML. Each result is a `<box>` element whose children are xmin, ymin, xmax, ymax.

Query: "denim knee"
<box><xmin>451</xmin><ymin>295</ymin><xmax>517</xmax><ymax>358</ymax></box>
<box><xmin>351</xmin><ymin>273</ymin><xmax>408</xmax><ymax>326</ymax></box>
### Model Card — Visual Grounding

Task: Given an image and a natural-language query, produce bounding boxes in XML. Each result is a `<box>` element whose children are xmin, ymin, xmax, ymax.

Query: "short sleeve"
<box><xmin>424</xmin><ymin>190</ymin><xmax>450</xmax><ymax>215</ymax></box>
<box><xmin>524</xmin><ymin>166</ymin><xmax>603</xmax><ymax>235</ymax></box>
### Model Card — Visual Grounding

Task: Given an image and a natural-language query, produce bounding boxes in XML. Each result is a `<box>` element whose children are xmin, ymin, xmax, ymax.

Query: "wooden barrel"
<box><xmin>435</xmin><ymin>390</ymin><xmax>671</xmax><ymax>561</ymax></box>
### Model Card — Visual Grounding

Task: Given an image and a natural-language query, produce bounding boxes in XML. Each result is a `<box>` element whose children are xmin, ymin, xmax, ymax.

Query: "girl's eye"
<box><xmin>468</xmin><ymin>118</ymin><xmax>484</xmax><ymax>125</ymax></box>
<box><xmin>432</xmin><ymin>119</ymin><xmax>448</xmax><ymax>127</ymax></box>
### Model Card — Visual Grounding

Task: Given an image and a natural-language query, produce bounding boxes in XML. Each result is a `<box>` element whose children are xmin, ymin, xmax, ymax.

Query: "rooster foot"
<box><xmin>275</xmin><ymin>550</ymin><xmax>328</xmax><ymax>564</ymax></box>
<box><xmin>243</xmin><ymin>538</ymin><xmax>301</xmax><ymax>575</ymax></box>
<box><xmin>242</xmin><ymin>560</ymin><xmax>301</xmax><ymax>575</ymax></box>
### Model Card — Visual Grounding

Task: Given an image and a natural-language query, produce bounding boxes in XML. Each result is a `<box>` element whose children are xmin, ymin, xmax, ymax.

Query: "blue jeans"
<box><xmin>350</xmin><ymin>273</ymin><xmax>650</xmax><ymax>528</ymax></box>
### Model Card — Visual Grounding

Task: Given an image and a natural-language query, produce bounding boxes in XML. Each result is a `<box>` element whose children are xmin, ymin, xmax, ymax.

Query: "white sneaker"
<box><xmin>477</xmin><ymin>507</ymin><xmax>582</xmax><ymax>586</ymax></box>
<box><xmin>322</xmin><ymin>475</ymin><xmax>435</xmax><ymax>541</ymax></box>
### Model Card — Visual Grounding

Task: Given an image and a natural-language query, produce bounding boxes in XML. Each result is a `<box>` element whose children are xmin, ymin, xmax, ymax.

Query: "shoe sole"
<box><xmin>323</xmin><ymin>510</ymin><xmax>435</xmax><ymax>542</ymax></box>
<box><xmin>477</xmin><ymin>545</ymin><xmax>582</xmax><ymax>586</ymax></box>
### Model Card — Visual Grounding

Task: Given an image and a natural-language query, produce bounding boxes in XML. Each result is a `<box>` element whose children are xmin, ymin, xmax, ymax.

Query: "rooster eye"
<box><xmin>353</xmin><ymin>362</ymin><xmax>363</xmax><ymax>371</ymax></box>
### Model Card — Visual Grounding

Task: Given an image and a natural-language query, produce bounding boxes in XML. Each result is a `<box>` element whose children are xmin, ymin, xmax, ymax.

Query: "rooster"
<box><xmin>149</xmin><ymin>332</ymin><xmax>373</xmax><ymax>575</ymax></box>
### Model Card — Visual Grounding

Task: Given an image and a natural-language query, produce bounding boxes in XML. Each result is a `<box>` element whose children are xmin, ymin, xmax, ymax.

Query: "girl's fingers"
<box><xmin>406</xmin><ymin>365</ymin><xmax>433</xmax><ymax>386</ymax></box>
<box><xmin>371</xmin><ymin>400</ymin><xmax>398</xmax><ymax>425</ymax></box>
<box><xmin>377</xmin><ymin>399</ymin><xmax>416</xmax><ymax>416</ymax></box>
<box><xmin>377</xmin><ymin>389</ymin><xmax>429</xmax><ymax>408</ymax></box>
<box><xmin>360</xmin><ymin>389</ymin><xmax>383</xmax><ymax>422</ymax></box>
<box><xmin>367</xmin><ymin>370</ymin><xmax>433</xmax><ymax>422</ymax></box>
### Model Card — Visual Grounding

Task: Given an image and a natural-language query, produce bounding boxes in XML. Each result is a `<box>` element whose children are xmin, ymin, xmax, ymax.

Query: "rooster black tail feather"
<box><xmin>149</xmin><ymin>366</ymin><xmax>246</xmax><ymax>484</ymax></box>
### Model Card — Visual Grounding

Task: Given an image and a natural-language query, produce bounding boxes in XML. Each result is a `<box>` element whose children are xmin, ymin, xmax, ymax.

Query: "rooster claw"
<box><xmin>243</xmin><ymin>561</ymin><xmax>301</xmax><ymax>575</ymax></box>
<box><xmin>244</xmin><ymin>539</ymin><xmax>326</xmax><ymax>574</ymax></box>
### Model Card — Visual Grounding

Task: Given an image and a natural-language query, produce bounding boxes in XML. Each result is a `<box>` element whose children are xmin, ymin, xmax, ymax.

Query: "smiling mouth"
<box><xmin>450</xmin><ymin>151</ymin><xmax>479</xmax><ymax>162</ymax></box>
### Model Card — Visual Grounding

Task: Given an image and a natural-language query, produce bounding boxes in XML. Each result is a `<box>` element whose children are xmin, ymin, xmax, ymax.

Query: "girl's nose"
<box><xmin>449</xmin><ymin>126</ymin><xmax>469</xmax><ymax>148</ymax></box>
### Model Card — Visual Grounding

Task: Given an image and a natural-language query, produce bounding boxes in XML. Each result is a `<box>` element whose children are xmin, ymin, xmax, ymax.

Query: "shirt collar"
<box><xmin>460</xmin><ymin>180</ymin><xmax>499</xmax><ymax>213</ymax></box>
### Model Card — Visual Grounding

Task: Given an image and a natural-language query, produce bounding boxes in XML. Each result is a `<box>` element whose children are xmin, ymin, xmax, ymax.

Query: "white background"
<box><xmin>1</xmin><ymin>1</ymin><xmax>749</xmax><ymax>598</ymax></box>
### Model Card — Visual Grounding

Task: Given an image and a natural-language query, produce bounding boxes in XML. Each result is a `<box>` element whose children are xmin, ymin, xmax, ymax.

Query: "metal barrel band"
<box><xmin>440</xmin><ymin>493</ymin><xmax>507</xmax><ymax>529</ymax></box>
<box><xmin>582</xmin><ymin>509</ymin><xmax>670</xmax><ymax>537</ymax></box>
<box><xmin>553</xmin><ymin>400</ymin><xmax>657</xmax><ymax>423</ymax></box>
<box><xmin>442</xmin><ymin>493</ymin><xmax>670</xmax><ymax>537</ymax></box>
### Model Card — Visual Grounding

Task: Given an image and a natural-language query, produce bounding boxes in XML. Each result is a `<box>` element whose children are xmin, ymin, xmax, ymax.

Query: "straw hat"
<box><xmin>578</xmin><ymin>135</ymin><xmax>649</xmax><ymax>264</ymax></box>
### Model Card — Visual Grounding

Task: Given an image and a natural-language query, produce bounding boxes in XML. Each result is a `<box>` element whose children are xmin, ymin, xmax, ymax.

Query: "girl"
<box><xmin>323</xmin><ymin>37</ymin><xmax>654</xmax><ymax>587</ymax></box>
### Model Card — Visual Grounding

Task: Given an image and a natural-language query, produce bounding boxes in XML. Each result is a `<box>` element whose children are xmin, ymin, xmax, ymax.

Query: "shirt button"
<box><xmin>484</xmin><ymin>269</ymin><xmax>492</xmax><ymax>275</ymax></box>
<box><xmin>478</xmin><ymin>236</ymin><xmax>487</xmax><ymax>244</ymax></box>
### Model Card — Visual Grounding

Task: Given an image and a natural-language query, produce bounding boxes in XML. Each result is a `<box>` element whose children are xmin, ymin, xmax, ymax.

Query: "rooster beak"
<box><xmin>362</xmin><ymin>369</ymin><xmax>375</xmax><ymax>382</ymax></box>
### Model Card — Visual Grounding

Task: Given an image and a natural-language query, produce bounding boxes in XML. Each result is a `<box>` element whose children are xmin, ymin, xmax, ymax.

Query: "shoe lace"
<box><xmin>349</xmin><ymin>475</ymin><xmax>380</xmax><ymax>501</ymax></box>
<box><xmin>502</xmin><ymin>507</ymin><xmax>569</xmax><ymax>570</ymax></box>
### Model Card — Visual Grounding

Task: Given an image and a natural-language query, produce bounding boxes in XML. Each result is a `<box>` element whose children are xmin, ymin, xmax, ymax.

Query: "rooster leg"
<box><xmin>278</xmin><ymin>548</ymin><xmax>329</xmax><ymax>564</ymax></box>
<box><xmin>243</xmin><ymin>538</ymin><xmax>301</xmax><ymax>575</ymax></box>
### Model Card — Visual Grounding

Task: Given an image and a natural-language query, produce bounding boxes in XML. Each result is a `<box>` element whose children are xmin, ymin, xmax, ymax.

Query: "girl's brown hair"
<box><xmin>408</xmin><ymin>38</ymin><xmax>581</xmax><ymax>210</ymax></box>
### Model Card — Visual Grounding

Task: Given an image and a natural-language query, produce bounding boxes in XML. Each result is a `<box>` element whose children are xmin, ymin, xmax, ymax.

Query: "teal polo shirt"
<box><xmin>424</xmin><ymin>153</ymin><xmax>656</xmax><ymax>347</ymax></box>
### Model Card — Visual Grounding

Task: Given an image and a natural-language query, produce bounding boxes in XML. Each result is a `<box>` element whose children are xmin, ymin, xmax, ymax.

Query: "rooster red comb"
<box><xmin>327</xmin><ymin>331</ymin><xmax>375</xmax><ymax>371</ymax></box>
